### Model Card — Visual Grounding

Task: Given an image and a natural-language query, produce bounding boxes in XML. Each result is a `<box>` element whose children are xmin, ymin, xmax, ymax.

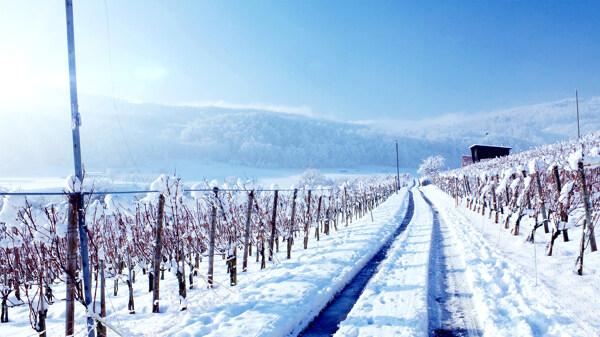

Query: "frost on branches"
<box><xmin>0</xmin><ymin>169</ymin><xmax>406</xmax><ymax>336</ymax></box>
<box><xmin>431</xmin><ymin>130</ymin><xmax>600</xmax><ymax>275</ymax></box>
<box><xmin>298</xmin><ymin>168</ymin><xmax>333</xmax><ymax>189</ymax></box>
<box><xmin>417</xmin><ymin>155</ymin><xmax>446</xmax><ymax>177</ymax></box>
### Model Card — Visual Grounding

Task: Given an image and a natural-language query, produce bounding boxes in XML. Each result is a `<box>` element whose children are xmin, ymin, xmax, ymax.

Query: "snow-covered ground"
<box><xmin>5</xmin><ymin>184</ymin><xmax>600</xmax><ymax>336</ymax></box>
<box><xmin>4</xmin><ymin>188</ymin><xmax>410</xmax><ymax>336</ymax></box>
<box><xmin>333</xmin><ymin>186</ymin><xmax>599</xmax><ymax>337</ymax></box>
<box><xmin>333</xmin><ymin>189</ymin><xmax>433</xmax><ymax>336</ymax></box>
<box><xmin>424</xmin><ymin>186</ymin><xmax>600</xmax><ymax>336</ymax></box>
<box><xmin>424</xmin><ymin>191</ymin><xmax>481</xmax><ymax>336</ymax></box>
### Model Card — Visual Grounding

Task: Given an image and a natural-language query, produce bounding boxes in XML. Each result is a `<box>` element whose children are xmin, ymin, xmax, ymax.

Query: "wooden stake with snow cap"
<box><xmin>97</xmin><ymin>257</ymin><xmax>106</xmax><ymax>337</ymax></box>
<box><xmin>208</xmin><ymin>188</ymin><xmax>217</xmax><ymax>286</ymax></box>
<box><xmin>66</xmin><ymin>194</ymin><xmax>78</xmax><ymax>335</ymax></box>
<box><xmin>127</xmin><ymin>246</ymin><xmax>135</xmax><ymax>314</ymax></box>
<box><xmin>578</xmin><ymin>161</ymin><xmax>597</xmax><ymax>252</ymax></box>
<box><xmin>315</xmin><ymin>195</ymin><xmax>322</xmax><ymax>241</ymax></box>
<box><xmin>548</xmin><ymin>165</ymin><xmax>568</xmax><ymax>256</ymax></box>
<box><xmin>344</xmin><ymin>187</ymin><xmax>349</xmax><ymax>226</ymax></box>
<box><xmin>535</xmin><ymin>174</ymin><xmax>549</xmax><ymax>234</ymax></box>
<box><xmin>454</xmin><ymin>177</ymin><xmax>459</xmax><ymax>206</ymax></box>
<box><xmin>287</xmin><ymin>189</ymin><xmax>298</xmax><ymax>259</ymax></box>
<box><xmin>269</xmin><ymin>190</ymin><xmax>278</xmax><ymax>262</ymax></box>
<box><xmin>243</xmin><ymin>191</ymin><xmax>254</xmax><ymax>272</ymax></box>
<box><xmin>552</xmin><ymin>166</ymin><xmax>569</xmax><ymax>242</ymax></box>
<box><xmin>491</xmin><ymin>175</ymin><xmax>498</xmax><ymax>222</ymax></box>
<box><xmin>152</xmin><ymin>194</ymin><xmax>165</xmax><ymax>312</ymax></box>
<box><xmin>1</xmin><ymin>269</ymin><xmax>9</xmax><ymax>323</ymax></box>
<box><xmin>304</xmin><ymin>190</ymin><xmax>312</xmax><ymax>249</ymax></box>
<box><xmin>177</xmin><ymin>242</ymin><xmax>187</xmax><ymax>308</ymax></box>
<box><xmin>513</xmin><ymin>169</ymin><xmax>528</xmax><ymax>236</ymax></box>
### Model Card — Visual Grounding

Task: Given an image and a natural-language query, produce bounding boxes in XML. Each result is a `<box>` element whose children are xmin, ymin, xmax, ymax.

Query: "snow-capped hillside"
<box><xmin>0</xmin><ymin>95</ymin><xmax>432</xmax><ymax>175</ymax></box>
<box><xmin>0</xmin><ymin>95</ymin><xmax>597</xmax><ymax>176</ymax></box>
<box><xmin>378</xmin><ymin>96</ymin><xmax>600</xmax><ymax>154</ymax></box>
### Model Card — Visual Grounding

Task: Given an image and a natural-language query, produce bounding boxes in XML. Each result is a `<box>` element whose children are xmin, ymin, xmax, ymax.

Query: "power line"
<box><xmin>103</xmin><ymin>0</ymin><xmax>144</xmax><ymax>182</ymax></box>
<box><xmin>0</xmin><ymin>187</ymin><xmax>341</xmax><ymax>197</ymax></box>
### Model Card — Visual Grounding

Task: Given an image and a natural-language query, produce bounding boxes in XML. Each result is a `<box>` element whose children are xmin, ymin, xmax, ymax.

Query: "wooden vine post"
<box><xmin>368</xmin><ymin>192</ymin><xmax>374</xmax><ymax>222</ymax></box>
<box><xmin>127</xmin><ymin>246</ymin><xmax>135</xmax><ymax>314</ymax></box>
<box><xmin>481</xmin><ymin>177</ymin><xmax>486</xmax><ymax>216</ymax></box>
<box><xmin>66</xmin><ymin>194</ymin><xmax>78</xmax><ymax>336</ymax></box>
<box><xmin>496</xmin><ymin>174</ymin><xmax>502</xmax><ymax>222</ymax></box>
<box><xmin>39</xmin><ymin>277</ymin><xmax>48</xmax><ymax>337</ymax></box>
<box><xmin>152</xmin><ymin>194</ymin><xmax>165</xmax><ymax>313</ymax></box>
<box><xmin>491</xmin><ymin>176</ymin><xmax>497</xmax><ymax>222</ymax></box>
<box><xmin>534</xmin><ymin>172</ymin><xmax>549</xmax><ymax>233</ymax></box>
<box><xmin>578</xmin><ymin>162</ymin><xmax>597</xmax><ymax>251</ymax></box>
<box><xmin>454</xmin><ymin>177</ymin><xmax>459</xmax><ymax>206</ymax></box>
<box><xmin>97</xmin><ymin>258</ymin><xmax>106</xmax><ymax>337</ymax></box>
<box><xmin>304</xmin><ymin>190</ymin><xmax>312</xmax><ymax>249</ymax></box>
<box><xmin>287</xmin><ymin>189</ymin><xmax>298</xmax><ymax>259</ymax></box>
<box><xmin>269</xmin><ymin>190</ymin><xmax>279</xmax><ymax>261</ymax></box>
<box><xmin>177</xmin><ymin>242</ymin><xmax>188</xmax><ymax>308</ymax></box>
<box><xmin>260</xmin><ymin>220</ymin><xmax>266</xmax><ymax>269</ymax></box>
<box><xmin>0</xmin><ymin>276</ymin><xmax>7</xmax><ymax>323</ymax></box>
<box><xmin>189</xmin><ymin>242</ymin><xmax>195</xmax><ymax>287</ymax></box>
<box><xmin>1</xmin><ymin>270</ymin><xmax>9</xmax><ymax>323</ymax></box>
<box><xmin>577</xmin><ymin>161</ymin><xmax>597</xmax><ymax>275</ymax></box>
<box><xmin>242</xmin><ymin>191</ymin><xmax>255</xmax><ymax>272</ymax></box>
<box><xmin>553</xmin><ymin>166</ymin><xmax>569</xmax><ymax>242</ymax></box>
<box><xmin>324</xmin><ymin>195</ymin><xmax>330</xmax><ymax>235</ymax></box>
<box><xmin>208</xmin><ymin>188</ymin><xmax>218</xmax><ymax>286</ymax></box>
<box><xmin>549</xmin><ymin>166</ymin><xmax>565</xmax><ymax>255</ymax></box>
<box><xmin>513</xmin><ymin>171</ymin><xmax>528</xmax><ymax>236</ymax></box>
<box><xmin>344</xmin><ymin>188</ymin><xmax>349</xmax><ymax>226</ymax></box>
<box><xmin>315</xmin><ymin>195</ymin><xmax>322</xmax><ymax>241</ymax></box>
<box><xmin>476</xmin><ymin>177</ymin><xmax>481</xmax><ymax>213</ymax></box>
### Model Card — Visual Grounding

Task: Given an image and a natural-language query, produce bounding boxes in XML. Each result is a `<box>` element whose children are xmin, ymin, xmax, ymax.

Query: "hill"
<box><xmin>0</xmin><ymin>94</ymin><xmax>597</xmax><ymax>176</ymax></box>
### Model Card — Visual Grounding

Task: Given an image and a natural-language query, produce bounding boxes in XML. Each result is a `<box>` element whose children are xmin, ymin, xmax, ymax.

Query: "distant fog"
<box><xmin>1</xmin><ymin>94</ymin><xmax>597</xmax><ymax>177</ymax></box>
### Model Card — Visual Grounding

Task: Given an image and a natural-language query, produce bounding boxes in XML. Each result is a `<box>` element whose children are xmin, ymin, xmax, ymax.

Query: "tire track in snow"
<box><xmin>333</xmin><ymin>188</ymin><xmax>435</xmax><ymax>337</ymax></box>
<box><xmin>423</xmin><ymin>186</ymin><xmax>593</xmax><ymax>336</ymax></box>
<box><xmin>422</xmin><ymin>192</ymin><xmax>482</xmax><ymax>337</ymax></box>
<box><xmin>298</xmin><ymin>190</ymin><xmax>415</xmax><ymax>337</ymax></box>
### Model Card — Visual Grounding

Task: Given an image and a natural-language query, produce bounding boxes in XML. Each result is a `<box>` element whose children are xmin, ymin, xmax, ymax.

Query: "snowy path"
<box><xmin>152</xmin><ymin>189</ymin><xmax>411</xmax><ymax>337</ymax></box>
<box><xmin>334</xmin><ymin>188</ymin><xmax>435</xmax><ymax>337</ymax></box>
<box><xmin>423</xmin><ymin>191</ymin><xmax>481</xmax><ymax>337</ymax></box>
<box><xmin>423</xmin><ymin>186</ymin><xmax>597</xmax><ymax>336</ymax></box>
<box><xmin>333</xmin><ymin>185</ymin><xmax>598</xmax><ymax>337</ymax></box>
<box><xmin>299</xmin><ymin>191</ymin><xmax>415</xmax><ymax>337</ymax></box>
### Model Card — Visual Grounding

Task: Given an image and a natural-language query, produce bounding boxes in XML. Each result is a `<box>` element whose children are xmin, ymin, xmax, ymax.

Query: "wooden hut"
<box><xmin>469</xmin><ymin>144</ymin><xmax>511</xmax><ymax>163</ymax></box>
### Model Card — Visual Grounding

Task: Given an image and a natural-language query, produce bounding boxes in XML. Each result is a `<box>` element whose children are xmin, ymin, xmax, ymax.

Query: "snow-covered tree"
<box><xmin>418</xmin><ymin>155</ymin><xmax>446</xmax><ymax>176</ymax></box>
<box><xmin>298</xmin><ymin>168</ymin><xmax>333</xmax><ymax>189</ymax></box>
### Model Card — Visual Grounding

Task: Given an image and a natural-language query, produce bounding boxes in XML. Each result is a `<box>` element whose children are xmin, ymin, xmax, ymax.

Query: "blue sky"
<box><xmin>1</xmin><ymin>0</ymin><xmax>600</xmax><ymax>121</ymax></box>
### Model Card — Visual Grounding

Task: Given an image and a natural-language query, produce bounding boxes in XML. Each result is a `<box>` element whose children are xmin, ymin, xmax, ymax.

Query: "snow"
<box><xmin>3</xmin><ymin>188</ymin><xmax>410</xmax><ymax>336</ymax></box>
<box><xmin>528</xmin><ymin>159</ymin><xmax>544</xmax><ymax>174</ymax></box>
<box><xmin>335</xmin><ymin>190</ymin><xmax>431</xmax><ymax>337</ymax></box>
<box><xmin>64</xmin><ymin>174</ymin><xmax>83</xmax><ymax>192</ymax></box>
<box><xmin>568</xmin><ymin>148</ymin><xmax>583</xmax><ymax>171</ymax></box>
<box><xmin>158</xmin><ymin>190</ymin><xmax>409</xmax><ymax>337</ymax></box>
<box><xmin>4</xmin><ymin>180</ymin><xmax>600</xmax><ymax>336</ymax></box>
<box><xmin>0</xmin><ymin>195</ymin><xmax>24</xmax><ymax>224</ymax></box>
<box><xmin>424</xmin><ymin>186</ymin><xmax>599</xmax><ymax>336</ymax></box>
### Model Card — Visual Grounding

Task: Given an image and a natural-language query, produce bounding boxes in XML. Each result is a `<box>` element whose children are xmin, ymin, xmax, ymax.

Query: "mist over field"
<box><xmin>1</xmin><ymin>94</ymin><xmax>598</xmax><ymax>177</ymax></box>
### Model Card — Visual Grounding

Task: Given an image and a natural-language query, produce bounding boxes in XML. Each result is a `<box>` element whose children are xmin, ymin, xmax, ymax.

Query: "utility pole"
<box><xmin>65</xmin><ymin>1</ymin><xmax>95</xmax><ymax>336</ymax></box>
<box><xmin>395</xmin><ymin>140</ymin><xmax>400</xmax><ymax>191</ymax></box>
<box><xmin>576</xmin><ymin>89</ymin><xmax>580</xmax><ymax>139</ymax></box>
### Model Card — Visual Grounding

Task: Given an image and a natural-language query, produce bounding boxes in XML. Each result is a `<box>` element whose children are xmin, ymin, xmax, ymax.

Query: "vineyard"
<box><xmin>432</xmin><ymin>130</ymin><xmax>600</xmax><ymax>276</ymax></box>
<box><xmin>0</xmin><ymin>172</ymin><xmax>406</xmax><ymax>336</ymax></box>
